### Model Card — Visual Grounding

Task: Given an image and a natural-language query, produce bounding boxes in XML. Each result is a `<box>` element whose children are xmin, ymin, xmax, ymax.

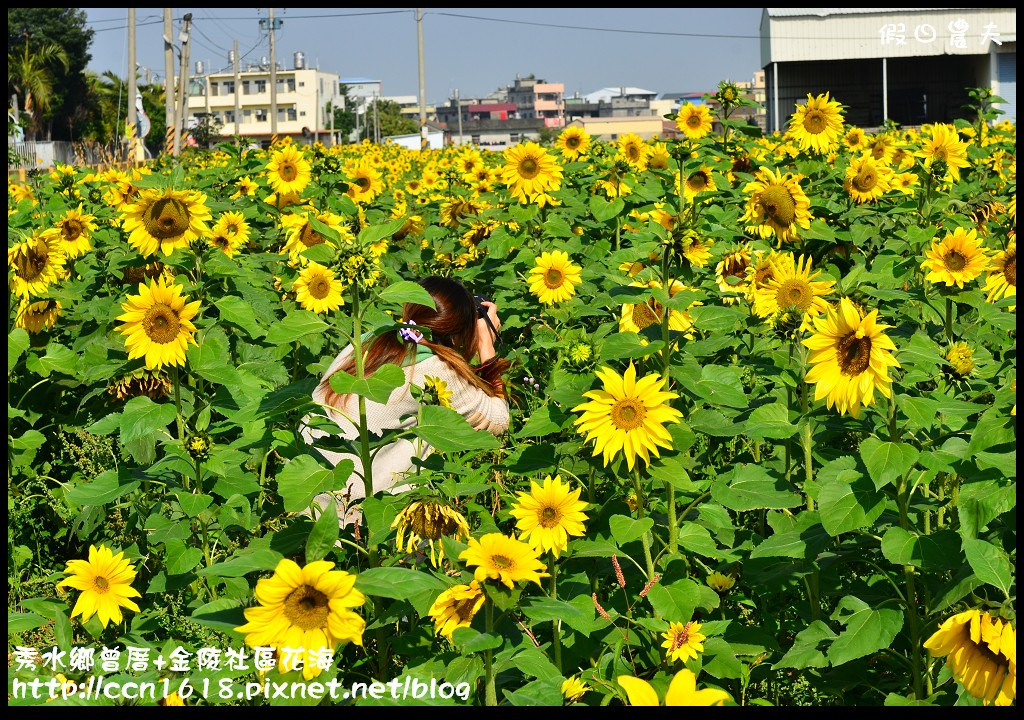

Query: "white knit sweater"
<box><xmin>299</xmin><ymin>343</ymin><xmax>509</xmax><ymax>525</ymax></box>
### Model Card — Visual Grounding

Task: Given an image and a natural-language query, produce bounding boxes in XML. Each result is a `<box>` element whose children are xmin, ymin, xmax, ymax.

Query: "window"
<box><xmin>509</xmin><ymin>132</ymin><xmax>519</xmax><ymax>143</ymax></box>
<box><xmin>255</xmin><ymin>80</ymin><xmax>267</xmax><ymax>93</ymax></box>
<box><xmin>255</xmin><ymin>109</ymin><xmax>268</xmax><ymax>122</ymax></box>
<box><xmin>222</xmin><ymin>80</ymin><xmax>235</xmax><ymax>94</ymax></box>
<box><xmin>224</xmin><ymin>110</ymin><xmax>235</xmax><ymax>123</ymax></box>
<box><xmin>209</xmin><ymin>82</ymin><xmax>218</xmax><ymax>97</ymax></box>
<box><xmin>611</xmin><ymin>134</ymin><xmax>618</xmax><ymax>140</ymax></box>
<box><xmin>277</xmin><ymin>78</ymin><xmax>295</xmax><ymax>93</ymax></box>
<box><xmin>241</xmin><ymin>80</ymin><xmax>251</xmax><ymax>95</ymax></box>
<box><xmin>287</xmin><ymin>108</ymin><xmax>297</xmax><ymax>122</ymax></box>
<box><xmin>471</xmin><ymin>134</ymin><xmax>481</xmax><ymax>144</ymax></box>
<box><xmin>300</xmin><ymin>111</ymin><xmax>307</xmax><ymax>117</ymax></box>
<box><xmin>242</xmin><ymin>109</ymin><xmax>253</xmax><ymax>120</ymax></box>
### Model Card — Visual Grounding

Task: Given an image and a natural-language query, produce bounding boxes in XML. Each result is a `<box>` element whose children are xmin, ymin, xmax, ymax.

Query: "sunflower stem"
<box><xmin>484</xmin><ymin>596</ymin><xmax>497</xmax><ymax>706</ymax></box>
<box><xmin>632</xmin><ymin>470</ymin><xmax>656</xmax><ymax>579</ymax></box>
<box><xmin>172</xmin><ymin>366</ymin><xmax>188</xmax><ymax>492</ymax></box>
<box><xmin>944</xmin><ymin>296</ymin><xmax>954</xmax><ymax>343</ymax></box>
<box><xmin>550</xmin><ymin>561</ymin><xmax>563</xmax><ymax>672</ymax></box>
<box><xmin>898</xmin><ymin>468</ymin><xmax>926</xmax><ymax>700</ymax></box>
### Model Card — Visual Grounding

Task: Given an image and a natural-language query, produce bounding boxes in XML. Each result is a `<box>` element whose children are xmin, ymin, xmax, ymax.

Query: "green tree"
<box><xmin>8</xmin><ymin>9</ymin><xmax>94</xmax><ymax>141</ymax></box>
<box><xmin>328</xmin><ymin>84</ymin><xmax>356</xmax><ymax>143</ymax></box>
<box><xmin>359</xmin><ymin>98</ymin><xmax>417</xmax><ymax>141</ymax></box>
<box><xmin>7</xmin><ymin>38</ymin><xmax>69</xmax><ymax>140</ymax></box>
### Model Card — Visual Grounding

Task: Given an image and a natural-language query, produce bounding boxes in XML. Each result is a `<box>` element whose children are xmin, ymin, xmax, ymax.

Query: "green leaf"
<box><xmin>775</xmin><ymin>621</ymin><xmax>838</xmax><ymax>669</ymax></box>
<box><xmin>412</xmin><ymin>404</ymin><xmax>499</xmax><ymax>452</ymax></box>
<box><xmin>676</xmin><ymin>524</ymin><xmax>719</xmax><ymax>558</ymax></box>
<box><xmin>452</xmin><ymin>627</ymin><xmax>503</xmax><ymax>654</ymax></box>
<box><xmin>119</xmin><ymin>396</ymin><xmax>177</xmax><ymax>448</ymax></box>
<box><xmin>329</xmin><ymin>363</ymin><xmax>406</xmax><ymax>404</ymax></box>
<box><xmin>860</xmin><ymin>438</ymin><xmax>919</xmax><ymax>491</ymax></box>
<box><xmin>355</xmin><ymin>567</ymin><xmax>447</xmax><ymax>616</ymax></box>
<box><xmin>174</xmin><ymin>492</ymin><xmax>214</xmax><ymax>518</ymax></box>
<box><xmin>8</xmin><ymin>612</ymin><xmax>48</xmax><ymax>634</ymax></box>
<box><xmin>750</xmin><ymin>511</ymin><xmax>829</xmax><ymax>560</ymax></box>
<box><xmin>66</xmin><ymin>468</ymin><xmax>141</xmax><ymax>506</ymax></box>
<box><xmin>645</xmin><ymin>579</ymin><xmax>700</xmax><ymax>622</ymax></box>
<box><xmin>215</xmin><ymin>295</ymin><xmax>266</xmax><ymax>338</ymax></box>
<box><xmin>306</xmin><ymin>497</ymin><xmax>340</xmax><ymax>562</ymax></box>
<box><xmin>191</xmin><ymin>598</ymin><xmax>247</xmax><ymax>633</ymax></box>
<box><xmin>691</xmin><ymin>366</ymin><xmax>747</xmax><ymax>408</ymax></box>
<box><xmin>504</xmin><ymin>678</ymin><xmax>564</xmax><ymax>706</ymax></box>
<box><xmin>514</xmin><ymin>403</ymin><xmax>569</xmax><ymax>438</ymax></box>
<box><xmin>827</xmin><ymin>596</ymin><xmax>904</xmax><ymax>667</ymax></box>
<box><xmin>880</xmin><ymin>528</ymin><xmax>962</xmax><ymax>570</ymax></box>
<box><xmin>378</xmin><ymin>280</ymin><xmax>437</xmax><ymax>309</ymax></box>
<box><xmin>522</xmin><ymin>597</ymin><xmax>591</xmax><ymax>634</ymax></box>
<box><xmin>957</xmin><ymin>480</ymin><xmax>1016</xmax><ymax>539</ymax></box>
<box><xmin>164</xmin><ymin>540</ymin><xmax>204</xmax><ymax>575</ymax></box>
<box><xmin>357</xmin><ymin>217</ymin><xmax>407</xmax><ymax>247</ymax></box>
<box><xmin>598</xmin><ymin>333</ymin><xmax>664</xmax><ymax>362</ymax></box>
<box><xmin>590</xmin><ymin>195</ymin><xmax>625</xmax><ymax>222</ymax></box>
<box><xmin>276</xmin><ymin>456</ymin><xmax>353</xmax><ymax>514</ymax></box>
<box><xmin>711</xmin><ymin>465</ymin><xmax>802</xmax><ymax>511</ymax></box>
<box><xmin>25</xmin><ymin>342</ymin><xmax>78</xmax><ymax>377</ymax></box>
<box><xmin>817</xmin><ymin>470</ymin><xmax>886</xmax><ymax>536</ymax></box>
<box><xmin>744</xmin><ymin>403</ymin><xmax>797</xmax><ymax>440</ymax></box>
<box><xmin>264</xmin><ymin>310</ymin><xmax>329</xmax><ymax>345</ymax></box>
<box><xmin>198</xmin><ymin>548</ymin><xmax>283</xmax><ymax>577</ymax></box>
<box><xmin>8</xmin><ymin>328</ymin><xmax>31</xmax><ymax>373</ymax></box>
<box><xmin>608</xmin><ymin>514</ymin><xmax>654</xmax><ymax>546</ymax></box>
<box><xmin>962</xmin><ymin>538</ymin><xmax>1012</xmax><ymax>598</ymax></box>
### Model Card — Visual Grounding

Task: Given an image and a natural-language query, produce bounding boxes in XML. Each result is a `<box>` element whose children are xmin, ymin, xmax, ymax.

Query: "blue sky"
<box><xmin>82</xmin><ymin>8</ymin><xmax>763</xmax><ymax>102</ymax></box>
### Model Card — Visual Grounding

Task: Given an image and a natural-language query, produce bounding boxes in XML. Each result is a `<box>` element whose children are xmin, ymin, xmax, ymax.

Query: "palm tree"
<box><xmin>8</xmin><ymin>37</ymin><xmax>70</xmax><ymax>139</ymax></box>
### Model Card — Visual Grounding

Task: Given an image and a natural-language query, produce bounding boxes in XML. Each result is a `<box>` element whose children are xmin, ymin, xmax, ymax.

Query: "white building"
<box><xmin>761</xmin><ymin>8</ymin><xmax>1016</xmax><ymax>130</ymax></box>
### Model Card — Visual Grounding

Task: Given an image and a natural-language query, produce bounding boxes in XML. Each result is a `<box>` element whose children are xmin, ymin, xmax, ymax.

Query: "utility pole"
<box><xmin>373</xmin><ymin>93</ymin><xmax>380</xmax><ymax>143</ymax></box>
<box><xmin>233</xmin><ymin>39</ymin><xmax>240</xmax><ymax>136</ymax></box>
<box><xmin>174</xmin><ymin>13</ymin><xmax>193</xmax><ymax>154</ymax></box>
<box><xmin>417</xmin><ymin>8</ymin><xmax>427</xmax><ymax>150</ymax></box>
<box><xmin>455</xmin><ymin>88</ymin><xmax>463</xmax><ymax>146</ymax></box>
<box><xmin>329</xmin><ymin>92</ymin><xmax>336</xmax><ymax>146</ymax></box>
<box><xmin>269</xmin><ymin>7</ymin><xmax>278</xmax><ymax>139</ymax></box>
<box><xmin>163</xmin><ymin>8</ymin><xmax>176</xmax><ymax>155</ymax></box>
<box><xmin>128</xmin><ymin>8</ymin><xmax>140</xmax><ymax>163</ymax></box>
<box><xmin>313</xmin><ymin>75</ymin><xmax>319</xmax><ymax>146</ymax></box>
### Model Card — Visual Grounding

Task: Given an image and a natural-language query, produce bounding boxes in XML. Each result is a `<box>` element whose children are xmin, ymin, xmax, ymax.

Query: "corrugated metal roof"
<box><xmin>766</xmin><ymin>8</ymin><xmax>960</xmax><ymax>17</ymax></box>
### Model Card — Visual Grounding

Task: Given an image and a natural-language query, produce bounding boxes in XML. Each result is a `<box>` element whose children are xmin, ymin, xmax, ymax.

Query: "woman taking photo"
<box><xmin>300</xmin><ymin>275</ymin><xmax>509</xmax><ymax>526</ymax></box>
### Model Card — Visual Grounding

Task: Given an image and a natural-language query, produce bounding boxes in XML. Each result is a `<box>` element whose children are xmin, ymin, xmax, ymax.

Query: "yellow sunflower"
<box><xmin>421</xmin><ymin>375</ymin><xmax>454</xmax><ymax>409</ymax></box>
<box><xmin>556</xmin><ymin>126</ymin><xmax>591</xmax><ymax>161</ymax></box>
<box><xmin>753</xmin><ymin>253</ymin><xmax>835</xmax><ymax>328</ymax></box>
<box><xmin>509</xmin><ymin>475</ymin><xmax>588</xmax><ymax>557</ymax></box>
<box><xmin>788</xmin><ymin>93</ymin><xmax>844</xmax><ymax>154</ymax></box>
<box><xmin>56</xmin><ymin>544</ymin><xmax>141</xmax><ymax>629</ymax></box>
<box><xmin>648</xmin><ymin>142</ymin><xmax>670</xmax><ymax>170</ymax></box>
<box><xmin>676</xmin><ymin>103</ymin><xmax>713</xmax><ymax>140</ymax></box>
<box><xmin>916</xmin><ymin>123</ymin><xmax>971</xmax><ymax>182</ymax></box>
<box><xmin>528</xmin><ymin>250</ymin><xmax>583</xmax><ymax>305</ymax></box>
<box><xmin>803</xmin><ymin>297</ymin><xmax>901</xmax><ymax>418</ymax></box>
<box><xmin>680</xmin><ymin>233</ymin><xmax>714</xmax><ymax>268</ymax></box>
<box><xmin>866</xmin><ymin>134</ymin><xmax>897</xmax><ymax>165</ymax></box>
<box><xmin>572</xmin><ymin>362</ymin><xmax>683</xmax><ymax>470</ymax></box>
<box><xmin>706</xmin><ymin>571</ymin><xmax>735</xmax><ymax>592</ymax></box>
<box><xmin>617</xmin><ymin>133</ymin><xmax>650</xmax><ymax>172</ymax></box>
<box><xmin>391</xmin><ymin>500</ymin><xmax>470</xmax><ymax>567</ymax></box>
<box><xmin>440</xmin><ymin>196</ymin><xmax>485</xmax><ymax>227</ymax></box>
<box><xmin>115</xmin><ymin>276</ymin><xmax>202</xmax><ymax>370</ymax></box>
<box><xmin>844</xmin><ymin>154</ymin><xmax>893</xmax><ymax>204</ymax></box>
<box><xmin>292</xmin><ymin>261</ymin><xmax>344</xmax><ymax>314</ymax></box>
<box><xmin>54</xmin><ymin>205</ymin><xmax>98</xmax><ymax>257</ymax></box>
<box><xmin>10</xmin><ymin>182</ymin><xmax>35</xmax><ymax>205</ymax></box>
<box><xmin>946</xmin><ymin>342</ymin><xmax>975</xmax><ymax>377</ymax></box>
<box><xmin>8</xmin><ymin>229</ymin><xmax>67</xmax><ymax>299</ymax></box>
<box><xmin>662</xmin><ymin>620</ymin><xmax>706</xmax><ymax>664</ymax></box>
<box><xmin>843</xmin><ymin>127</ymin><xmax>867</xmax><ymax>151</ymax></box>
<box><xmin>892</xmin><ymin>172</ymin><xmax>919</xmax><ymax>195</ymax></box>
<box><xmin>617</xmin><ymin>669</ymin><xmax>731</xmax><ymax>706</ymax></box>
<box><xmin>620</xmin><ymin>279</ymin><xmax>699</xmax><ymax>338</ymax></box>
<box><xmin>924</xmin><ymin>609</ymin><xmax>1015</xmax><ymax>706</ymax></box>
<box><xmin>715</xmin><ymin>246</ymin><xmax>752</xmax><ymax>302</ymax></box>
<box><xmin>459</xmin><ymin>533</ymin><xmax>549</xmax><ymax>589</ymax></box>
<box><xmin>231</xmin><ymin>175</ymin><xmax>260</xmax><ymax>199</ymax></box>
<box><xmin>121</xmin><ymin>187</ymin><xmax>212</xmax><ymax>257</ymax></box>
<box><xmin>745</xmin><ymin>250</ymin><xmax>781</xmax><ymax>301</ymax></box>
<box><xmin>921</xmin><ymin>227</ymin><xmax>989</xmax><ymax>288</ymax></box>
<box><xmin>345</xmin><ymin>162</ymin><xmax>384</xmax><ymax>204</ymax></box>
<box><xmin>16</xmin><ymin>298</ymin><xmax>61</xmax><ymax>334</ymax></box>
<box><xmin>501</xmin><ymin>142</ymin><xmax>563</xmax><ymax>204</ymax></box>
<box><xmin>280</xmin><ymin>208</ymin><xmax>351</xmax><ymax>263</ymax></box>
<box><xmin>681</xmin><ymin>167</ymin><xmax>718</xmax><ymax>202</ymax></box>
<box><xmin>266</xmin><ymin>144</ymin><xmax>312</xmax><ymax>196</ymax></box>
<box><xmin>561</xmin><ymin>675</ymin><xmax>591</xmax><ymax>703</ymax></box>
<box><xmin>984</xmin><ymin>240</ymin><xmax>1016</xmax><ymax>304</ymax></box>
<box><xmin>207</xmin><ymin>211</ymin><xmax>250</xmax><ymax>257</ymax></box>
<box><xmin>234</xmin><ymin>559</ymin><xmax>365</xmax><ymax>680</ymax></box>
<box><xmin>427</xmin><ymin>580</ymin><xmax>485</xmax><ymax>640</ymax></box>
<box><xmin>741</xmin><ymin>167</ymin><xmax>812</xmax><ymax>244</ymax></box>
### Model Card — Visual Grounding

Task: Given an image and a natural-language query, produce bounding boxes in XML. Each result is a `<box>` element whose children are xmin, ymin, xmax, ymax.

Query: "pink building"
<box><xmin>507</xmin><ymin>75</ymin><xmax>565</xmax><ymax>128</ymax></box>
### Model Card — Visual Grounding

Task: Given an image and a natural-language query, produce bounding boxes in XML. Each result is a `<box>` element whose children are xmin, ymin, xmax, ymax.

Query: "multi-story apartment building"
<box><xmin>380</xmin><ymin>95</ymin><xmax>435</xmax><ymax>122</ymax></box>
<box><xmin>505</xmin><ymin>74</ymin><xmax>565</xmax><ymax>127</ymax></box>
<box><xmin>184</xmin><ymin>60</ymin><xmax>340</xmax><ymax>146</ymax></box>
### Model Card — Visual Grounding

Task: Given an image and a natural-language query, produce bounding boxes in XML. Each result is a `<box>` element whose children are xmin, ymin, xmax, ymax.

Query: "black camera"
<box><xmin>473</xmin><ymin>294</ymin><xmax>503</xmax><ymax>348</ymax></box>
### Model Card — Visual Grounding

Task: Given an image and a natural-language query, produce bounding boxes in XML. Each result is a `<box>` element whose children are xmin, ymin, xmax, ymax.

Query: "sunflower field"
<box><xmin>7</xmin><ymin>84</ymin><xmax>1017</xmax><ymax>707</ymax></box>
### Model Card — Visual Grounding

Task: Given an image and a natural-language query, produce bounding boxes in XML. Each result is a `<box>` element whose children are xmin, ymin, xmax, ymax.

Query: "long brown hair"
<box><xmin>320</xmin><ymin>276</ymin><xmax>499</xmax><ymax>410</ymax></box>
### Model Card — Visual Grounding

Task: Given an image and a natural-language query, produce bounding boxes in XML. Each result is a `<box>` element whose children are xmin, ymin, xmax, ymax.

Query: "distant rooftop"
<box><xmin>339</xmin><ymin>77</ymin><xmax>379</xmax><ymax>84</ymax></box>
<box><xmin>765</xmin><ymin>7</ymin><xmax>952</xmax><ymax>17</ymax></box>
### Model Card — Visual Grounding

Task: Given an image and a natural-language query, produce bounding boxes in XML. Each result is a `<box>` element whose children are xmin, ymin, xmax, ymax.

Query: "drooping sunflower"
<box><xmin>420</xmin><ymin>375</ymin><xmax>454</xmax><ymax>409</ymax></box>
<box><xmin>344</xmin><ymin>162</ymin><xmax>384</xmax><ymax>204</ymax></box>
<box><xmin>715</xmin><ymin>246</ymin><xmax>752</xmax><ymax>302</ymax></box>
<box><xmin>676</xmin><ymin>103</ymin><xmax>713</xmax><ymax>140</ymax></box>
<box><xmin>54</xmin><ymin>205</ymin><xmax>98</xmax><ymax>258</ymax></box>
<box><xmin>916</xmin><ymin>123</ymin><xmax>971</xmax><ymax>182</ymax></box>
<box><xmin>440</xmin><ymin>196</ymin><xmax>485</xmax><ymax>227</ymax></box>
<box><xmin>662</xmin><ymin>620</ymin><xmax>706</xmax><ymax>664</ymax></box>
<box><xmin>788</xmin><ymin>92</ymin><xmax>844</xmax><ymax>154</ymax></box>
<box><xmin>501</xmin><ymin>142</ymin><xmax>563</xmax><ymax>203</ymax></box>
<box><xmin>744</xmin><ymin>250</ymin><xmax>781</xmax><ymax>301</ymax></box>
<box><xmin>56</xmin><ymin>544</ymin><xmax>141</xmax><ymax>629</ymax></box>
<box><xmin>620</xmin><ymin>279</ymin><xmax>699</xmax><ymax>339</ymax></box>
<box><xmin>292</xmin><ymin>261</ymin><xmax>344</xmax><ymax>314</ymax></box>
<box><xmin>556</xmin><ymin>126</ymin><xmax>591</xmax><ymax>161</ymax></box>
<box><xmin>391</xmin><ymin>500</ymin><xmax>470</xmax><ymax>567</ymax></box>
<box><xmin>234</xmin><ymin>559</ymin><xmax>365</xmax><ymax>680</ymax></box>
<box><xmin>572</xmin><ymin>362</ymin><xmax>683</xmax><ymax>470</ymax></box>
<box><xmin>753</xmin><ymin>253</ymin><xmax>835</xmax><ymax>328</ymax></box>
<box><xmin>528</xmin><ymin>250</ymin><xmax>582</xmax><ymax>305</ymax></box>
<box><xmin>561</xmin><ymin>675</ymin><xmax>591</xmax><ymax>703</ymax></box>
<box><xmin>679</xmin><ymin>232</ymin><xmax>714</xmax><ymax>268</ymax></box>
<box><xmin>107</xmin><ymin>366</ymin><xmax>172</xmax><ymax>401</ymax></box>
<box><xmin>741</xmin><ymin>167</ymin><xmax>812</xmax><ymax>244</ymax></box>
<box><xmin>924</xmin><ymin>609</ymin><xmax>1015</xmax><ymax>706</ymax></box>
<box><xmin>427</xmin><ymin>580</ymin><xmax>485</xmax><ymax>640</ymax></box>
<box><xmin>706</xmin><ymin>571</ymin><xmax>735</xmax><ymax>592</ymax></box>
<box><xmin>617</xmin><ymin>669</ymin><xmax>731</xmax><ymax>706</ymax></box>
<box><xmin>921</xmin><ymin>227</ymin><xmax>989</xmax><ymax>288</ymax></box>
<box><xmin>207</xmin><ymin>211</ymin><xmax>250</xmax><ymax>257</ymax></box>
<box><xmin>266</xmin><ymin>144</ymin><xmax>312</xmax><ymax>196</ymax></box>
<box><xmin>459</xmin><ymin>533</ymin><xmax>549</xmax><ymax>589</ymax></box>
<box><xmin>509</xmin><ymin>475</ymin><xmax>588</xmax><ymax>557</ymax></box>
<box><xmin>984</xmin><ymin>240</ymin><xmax>1016</xmax><ymax>305</ymax></box>
<box><xmin>617</xmin><ymin>133</ymin><xmax>650</xmax><ymax>172</ymax></box>
<box><xmin>8</xmin><ymin>229</ymin><xmax>67</xmax><ymax>299</ymax></box>
<box><xmin>15</xmin><ymin>299</ymin><xmax>61</xmax><ymax>334</ymax></box>
<box><xmin>803</xmin><ymin>297</ymin><xmax>901</xmax><ymax>418</ymax></box>
<box><xmin>945</xmin><ymin>342</ymin><xmax>975</xmax><ymax>377</ymax></box>
<box><xmin>681</xmin><ymin>167</ymin><xmax>718</xmax><ymax>202</ymax></box>
<box><xmin>121</xmin><ymin>187</ymin><xmax>212</xmax><ymax>257</ymax></box>
<box><xmin>115</xmin><ymin>276</ymin><xmax>202</xmax><ymax>370</ymax></box>
<box><xmin>844</xmin><ymin>154</ymin><xmax>893</xmax><ymax>204</ymax></box>
<box><xmin>280</xmin><ymin>208</ymin><xmax>351</xmax><ymax>263</ymax></box>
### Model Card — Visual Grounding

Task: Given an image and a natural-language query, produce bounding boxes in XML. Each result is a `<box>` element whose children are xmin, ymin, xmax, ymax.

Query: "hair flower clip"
<box><xmin>398</xmin><ymin>320</ymin><xmax>424</xmax><ymax>344</ymax></box>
